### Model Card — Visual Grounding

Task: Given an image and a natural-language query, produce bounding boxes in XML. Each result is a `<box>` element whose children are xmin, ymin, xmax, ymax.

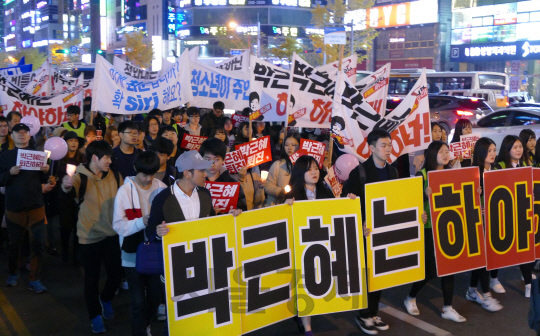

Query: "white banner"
<box><xmin>248</xmin><ymin>56</ymin><xmax>289</xmax><ymax>122</ymax></box>
<box><xmin>288</xmin><ymin>53</ymin><xmax>334</xmax><ymax>128</ymax></box>
<box><xmin>0</xmin><ymin>76</ymin><xmax>84</xmax><ymax>126</ymax></box>
<box><xmin>316</xmin><ymin>54</ymin><xmax>357</xmax><ymax>84</ymax></box>
<box><xmin>52</xmin><ymin>72</ymin><xmax>93</xmax><ymax>98</ymax></box>
<box><xmin>188</xmin><ymin>46</ymin><xmax>199</xmax><ymax>61</ymax></box>
<box><xmin>355</xmin><ymin>62</ymin><xmax>390</xmax><ymax>115</ymax></box>
<box><xmin>7</xmin><ymin>58</ymin><xmax>53</xmax><ymax>96</ymax></box>
<box><xmin>215</xmin><ymin>51</ymin><xmax>250</xmax><ymax>73</ymax></box>
<box><xmin>113</xmin><ymin>57</ymin><xmax>175</xmax><ymax>80</ymax></box>
<box><xmin>189</xmin><ymin>59</ymin><xmax>250</xmax><ymax>111</ymax></box>
<box><xmin>16</xmin><ymin>149</ymin><xmax>48</xmax><ymax>170</ymax></box>
<box><xmin>91</xmin><ymin>52</ymin><xmax>193</xmax><ymax>114</ymax></box>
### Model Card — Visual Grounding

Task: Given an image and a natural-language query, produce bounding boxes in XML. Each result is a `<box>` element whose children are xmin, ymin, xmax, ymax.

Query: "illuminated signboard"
<box><xmin>190</xmin><ymin>25</ymin><xmax>306</xmax><ymax>37</ymax></box>
<box><xmin>272</xmin><ymin>26</ymin><xmax>298</xmax><ymax>36</ymax></box>
<box><xmin>450</xmin><ymin>40</ymin><xmax>540</xmax><ymax>61</ymax></box>
<box><xmin>167</xmin><ymin>6</ymin><xmax>176</xmax><ymax>34</ymax></box>
<box><xmin>188</xmin><ymin>0</ymin><xmax>310</xmax><ymax>6</ymax></box>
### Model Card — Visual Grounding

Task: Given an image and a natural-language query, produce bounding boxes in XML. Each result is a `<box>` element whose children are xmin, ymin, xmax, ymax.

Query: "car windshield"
<box><xmin>457</xmin><ymin>99</ymin><xmax>492</xmax><ymax>110</ymax></box>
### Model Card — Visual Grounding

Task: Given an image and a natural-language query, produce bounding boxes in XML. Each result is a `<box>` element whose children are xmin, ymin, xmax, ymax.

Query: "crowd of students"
<box><xmin>0</xmin><ymin>100</ymin><xmax>537</xmax><ymax>336</ymax></box>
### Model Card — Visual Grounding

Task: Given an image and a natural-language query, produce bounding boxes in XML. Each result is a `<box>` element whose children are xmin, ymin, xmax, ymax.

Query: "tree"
<box><xmin>15</xmin><ymin>49</ymin><xmax>48</xmax><ymax>70</ymax></box>
<box><xmin>125</xmin><ymin>31</ymin><xmax>154</xmax><ymax>69</ymax></box>
<box><xmin>48</xmin><ymin>39</ymin><xmax>83</xmax><ymax>66</ymax></box>
<box><xmin>269</xmin><ymin>37</ymin><xmax>304</xmax><ymax>62</ymax></box>
<box><xmin>310</xmin><ymin>0</ymin><xmax>378</xmax><ymax>66</ymax></box>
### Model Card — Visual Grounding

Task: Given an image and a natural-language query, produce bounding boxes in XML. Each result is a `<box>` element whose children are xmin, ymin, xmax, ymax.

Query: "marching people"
<box><xmin>63</xmin><ymin>105</ymin><xmax>86</xmax><ymax>138</ymax></box>
<box><xmin>112</xmin><ymin>121</ymin><xmax>142</xmax><ymax>179</ymax></box>
<box><xmin>183</xmin><ymin>107</ymin><xmax>203</xmax><ymax>136</ymax></box>
<box><xmin>201</xmin><ymin>101</ymin><xmax>226</xmax><ymax>136</ymax></box>
<box><xmin>143</xmin><ymin>116</ymin><xmax>160</xmax><ymax>149</ymax></box>
<box><xmin>150</xmin><ymin>137</ymin><xmax>178</xmax><ymax>187</ymax></box>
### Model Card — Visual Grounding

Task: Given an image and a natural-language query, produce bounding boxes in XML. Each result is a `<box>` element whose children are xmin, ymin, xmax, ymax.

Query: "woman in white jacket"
<box><xmin>112</xmin><ymin>151</ymin><xmax>166</xmax><ymax>336</ymax></box>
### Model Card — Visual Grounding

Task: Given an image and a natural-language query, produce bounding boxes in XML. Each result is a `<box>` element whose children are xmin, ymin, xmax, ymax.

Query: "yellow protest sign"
<box><xmin>163</xmin><ymin>215</ymin><xmax>241</xmax><ymax>336</ymax></box>
<box><xmin>235</xmin><ymin>205</ymin><xmax>296</xmax><ymax>334</ymax></box>
<box><xmin>292</xmin><ymin>198</ymin><xmax>367</xmax><ymax>316</ymax></box>
<box><xmin>364</xmin><ymin>177</ymin><xmax>425</xmax><ymax>292</ymax></box>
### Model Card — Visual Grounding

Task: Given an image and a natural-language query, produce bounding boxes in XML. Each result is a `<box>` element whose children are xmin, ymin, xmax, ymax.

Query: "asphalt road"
<box><xmin>0</xmin><ymin>222</ymin><xmax>536</xmax><ymax>336</ymax></box>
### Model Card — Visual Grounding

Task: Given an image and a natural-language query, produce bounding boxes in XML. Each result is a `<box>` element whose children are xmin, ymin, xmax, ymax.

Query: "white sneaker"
<box><xmin>404</xmin><ymin>297</ymin><xmax>420</xmax><ymax>316</ymax></box>
<box><xmin>147</xmin><ymin>325</ymin><xmax>152</xmax><ymax>336</ymax></box>
<box><xmin>521</xmin><ymin>274</ymin><xmax>536</xmax><ymax>280</ymax></box>
<box><xmin>157</xmin><ymin>304</ymin><xmax>166</xmax><ymax>321</ymax></box>
<box><xmin>121</xmin><ymin>280</ymin><xmax>129</xmax><ymax>290</ymax></box>
<box><xmin>466</xmin><ymin>288</ymin><xmax>484</xmax><ymax>305</ymax></box>
<box><xmin>441</xmin><ymin>307</ymin><xmax>466</xmax><ymax>323</ymax></box>
<box><xmin>526</xmin><ymin>284</ymin><xmax>532</xmax><ymax>298</ymax></box>
<box><xmin>481</xmin><ymin>293</ymin><xmax>503</xmax><ymax>312</ymax></box>
<box><xmin>490</xmin><ymin>278</ymin><xmax>506</xmax><ymax>293</ymax></box>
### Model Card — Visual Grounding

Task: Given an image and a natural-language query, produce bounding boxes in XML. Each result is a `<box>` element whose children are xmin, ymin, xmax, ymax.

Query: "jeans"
<box><xmin>79</xmin><ymin>236</ymin><xmax>122</xmax><ymax>319</ymax></box>
<box><xmin>6</xmin><ymin>207</ymin><xmax>46</xmax><ymax>281</ymax></box>
<box><xmin>124</xmin><ymin>267</ymin><xmax>161</xmax><ymax>336</ymax></box>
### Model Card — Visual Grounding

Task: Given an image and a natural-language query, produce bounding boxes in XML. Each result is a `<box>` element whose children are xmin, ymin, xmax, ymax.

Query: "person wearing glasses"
<box><xmin>201</xmin><ymin>101</ymin><xmax>226</xmax><ymax>136</ymax></box>
<box><xmin>183</xmin><ymin>107</ymin><xmax>203</xmax><ymax>136</ymax></box>
<box><xmin>111</xmin><ymin>121</ymin><xmax>142</xmax><ymax>179</ymax></box>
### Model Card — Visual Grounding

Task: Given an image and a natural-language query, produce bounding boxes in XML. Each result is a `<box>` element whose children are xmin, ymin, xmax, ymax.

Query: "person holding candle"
<box><xmin>263</xmin><ymin>131</ymin><xmax>300</xmax><ymax>206</ymax></box>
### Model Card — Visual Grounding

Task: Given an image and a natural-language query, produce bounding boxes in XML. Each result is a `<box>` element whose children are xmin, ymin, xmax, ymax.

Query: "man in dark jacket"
<box><xmin>0</xmin><ymin>123</ymin><xmax>50</xmax><ymax>292</ymax></box>
<box><xmin>200</xmin><ymin>101</ymin><xmax>226</xmax><ymax>136</ymax></box>
<box><xmin>341</xmin><ymin>129</ymin><xmax>398</xmax><ymax>335</ymax></box>
<box><xmin>150</xmin><ymin>137</ymin><xmax>178</xmax><ymax>187</ymax></box>
<box><xmin>111</xmin><ymin>120</ymin><xmax>141</xmax><ymax>178</ymax></box>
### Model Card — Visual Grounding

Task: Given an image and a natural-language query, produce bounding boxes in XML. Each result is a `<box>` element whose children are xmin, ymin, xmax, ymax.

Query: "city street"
<box><xmin>0</xmin><ymin>221</ymin><xmax>535</xmax><ymax>336</ymax></box>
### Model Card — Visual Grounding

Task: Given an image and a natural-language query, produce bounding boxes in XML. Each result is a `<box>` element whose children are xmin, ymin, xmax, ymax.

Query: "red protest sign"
<box><xmin>300</xmin><ymin>138</ymin><xmax>326</xmax><ymax>168</ymax></box>
<box><xmin>180</xmin><ymin>134</ymin><xmax>208</xmax><ymax>151</ymax></box>
<box><xmin>224</xmin><ymin>149</ymin><xmax>247</xmax><ymax>174</ymax></box>
<box><xmin>533</xmin><ymin>168</ymin><xmax>540</xmax><ymax>259</ymax></box>
<box><xmin>484</xmin><ymin>167</ymin><xmax>534</xmax><ymax>270</ymax></box>
<box><xmin>205</xmin><ymin>181</ymin><xmax>241</xmax><ymax>211</ymax></box>
<box><xmin>428</xmin><ymin>167</ymin><xmax>486</xmax><ymax>276</ymax></box>
<box><xmin>324</xmin><ymin>165</ymin><xmax>342</xmax><ymax>198</ymax></box>
<box><xmin>234</xmin><ymin>136</ymin><xmax>272</xmax><ymax>168</ymax></box>
<box><xmin>231</xmin><ymin>114</ymin><xmax>249</xmax><ymax>128</ymax></box>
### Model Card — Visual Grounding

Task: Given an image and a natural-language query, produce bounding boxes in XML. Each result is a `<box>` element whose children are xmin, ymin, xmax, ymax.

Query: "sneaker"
<box><xmin>121</xmin><ymin>280</ymin><xmax>129</xmax><ymax>290</ymax></box>
<box><xmin>147</xmin><ymin>325</ymin><xmax>152</xmax><ymax>336</ymax></box>
<box><xmin>481</xmin><ymin>294</ymin><xmax>503</xmax><ymax>312</ymax></box>
<box><xmin>404</xmin><ymin>297</ymin><xmax>420</xmax><ymax>316</ymax></box>
<box><xmin>466</xmin><ymin>288</ymin><xmax>484</xmax><ymax>305</ymax></box>
<box><xmin>91</xmin><ymin>315</ymin><xmax>106</xmax><ymax>334</ymax></box>
<box><xmin>157</xmin><ymin>304</ymin><xmax>166</xmax><ymax>321</ymax></box>
<box><xmin>28</xmin><ymin>280</ymin><xmax>47</xmax><ymax>294</ymax></box>
<box><xmin>441</xmin><ymin>307</ymin><xmax>466</xmax><ymax>323</ymax></box>
<box><xmin>490</xmin><ymin>278</ymin><xmax>506</xmax><ymax>294</ymax></box>
<box><xmin>535</xmin><ymin>261</ymin><xmax>540</xmax><ymax>271</ymax></box>
<box><xmin>526</xmin><ymin>284</ymin><xmax>532</xmax><ymax>298</ymax></box>
<box><xmin>100</xmin><ymin>298</ymin><xmax>114</xmax><ymax>320</ymax></box>
<box><xmin>355</xmin><ymin>316</ymin><xmax>378</xmax><ymax>335</ymax></box>
<box><xmin>521</xmin><ymin>274</ymin><xmax>537</xmax><ymax>280</ymax></box>
<box><xmin>304</xmin><ymin>331</ymin><xmax>314</xmax><ymax>336</ymax></box>
<box><xmin>372</xmin><ymin>316</ymin><xmax>389</xmax><ymax>331</ymax></box>
<box><xmin>6</xmin><ymin>274</ymin><xmax>18</xmax><ymax>287</ymax></box>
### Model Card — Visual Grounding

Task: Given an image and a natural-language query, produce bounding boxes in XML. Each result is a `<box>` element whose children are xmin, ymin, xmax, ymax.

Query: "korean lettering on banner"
<box><xmin>300</xmin><ymin>138</ymin><xmax>326</xmax><ymax>169</ymax></box>
<box><xmin>16</xmin><ymin>149</ymin><xmax>48</xmax><ymax>171</ymax></box>
<box><xmin>484</xmin><ymin>167</ymin><xmax>535</xmax><ymax>270</ymax></box>
<box><xmin>428</xmin><ymin>167</ymin><xmax>486</xmax><ymax>277</ymax></box>
<box><xmin>315</xmin><ymin>54</ymin><xmax>358</xmax><ymax>84</ymax></box>
<box><xmin>459</xmin><ymin>134</ymin><xmax>482</xmax><ymax>159</ymax></box>
<box><xmin>234</xmin><ymin>136</ymin><xmax>272</xmax><ymax>169</ymax></box>
<box><xmin>0</xmin><ymin>76</ymin><xmax>83</xmax><ymax>127</ymax></box>
<box><xmin>205</xmin><ymin>182</ymin><xmax>241</xmax><ymax>211</ymax></box>
<box><xmin>354</xmin><ymin>62</ymin><xmax>390</xmax><ymax>115</ymax></box>
<box><xmin>163</xmin><ymin>215</ymin><xmax>241</xmax><ymax>336</ymax></box>
<box><xmin>224</xmin><ymin>149</ymin><xmax>247</xmax><ymax>174</ymax></box>
<box><xmin>51</xmin><ymin>72</ymin><xmax>93</xmax><ymax>97</ymax></box>
<box><xmin>190</xmin><ymin>60</ymin><xmax>250</xmax><ymax>111</ymax></box>
<box><xmin>180</xmin><ymin>134</ymin><xmax>208</xmax><ymax>151</ymax></box>
<box><xmin>323</xmin><ymin>165</ymin><xmax>342</xmax><ymax>198</ymax></box>
<box><xmin>293</xmin><ymin>199</ymin><xmax>366</xmax><ymax>315</ymax></box>
<box><xmin>113</xmin><ymin>56</ymin><xmax>160</xmax><ymax>80</ymax></box>
<box><xmin>235</xmin><ymin>205</ymin><xmax>296</xmax><ymax>333</ymax></box>
<box><xmin>215</xmin><ymin>51</ymin><xmax>249</xmax><ymax>72</ymax></box>
<box><xmin>364</xmin><ymin>177</ymin><xmax>425</xmax><ymax>292</ymax></box>
<box><xmin>248</xmin><ymin>57</ymin><xmax>289</xmax><ymax>122</ymax></box>
<box><xmin>534</xmin><ymin>168</ymin><xmax>540</xmax><ymax>259</ymax></box>
<box><xmin>288</xmin><ymin>53</ymin><xmax>334</xmax><ymax>128</ymax></box>
<box><xmin>231</xmin><ymin>114</ymin><xmax>249</xmax><ymax>128</ymax></box>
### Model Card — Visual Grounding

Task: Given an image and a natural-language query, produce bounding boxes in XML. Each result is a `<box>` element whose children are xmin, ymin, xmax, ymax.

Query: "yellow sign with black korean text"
<box><xmin>292</xmin><ymin>198</ymin><xmax>367</xmax><ymax>316</ymax></box>
<box><xmin>162</xmin><ymin>215</ymin><xmax>241</xmax><ymax>336</ymax></box>
<box><xmin>235</xmin><ymin>205</ymin><xmax>296</xmax><ymax>334</ymax></box>
<box><xmin>365</xmin><ymin>177</ymin><xmax>425</xmax><ymax>292</ymax></box>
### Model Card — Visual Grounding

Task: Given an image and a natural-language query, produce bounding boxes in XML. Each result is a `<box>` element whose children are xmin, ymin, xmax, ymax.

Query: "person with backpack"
<box><xmin>113</xmin><ymin>151</ymin><xmax>166</xmax><ymax>336</ymax></box>
<box><xmin>61</xmin><ymin>140</ymin><xmax>124</xmax><ymax>333</ymax></box>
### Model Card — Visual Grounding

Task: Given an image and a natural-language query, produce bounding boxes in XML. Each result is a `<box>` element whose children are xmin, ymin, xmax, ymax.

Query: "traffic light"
<box><xmin>55</xmin><ymin>49</ymin><xmax>69</xmax><ymax>54</ymax></box>
<box><xmin>96</xmin><ymin>50</ymin><xmax>105</xmax><ymax>55</ymax></box>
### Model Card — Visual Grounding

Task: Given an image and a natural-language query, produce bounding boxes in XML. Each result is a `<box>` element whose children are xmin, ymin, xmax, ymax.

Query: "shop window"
<box><xmin>412</xmin><ymin>41</ymin><xmax>419</xmax><ymax>48</ymax></box>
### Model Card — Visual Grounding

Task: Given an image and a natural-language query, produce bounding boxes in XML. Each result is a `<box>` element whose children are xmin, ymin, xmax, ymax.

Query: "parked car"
<box><xmin>509</xmin><ymin>91</ymin><xmax>535</xmax><ymax>104</ymax></box>
<box><xmin>508</xmin><ymin>102</ymin><xmax>540</xmax><ymax>108</ymax></box>
<box><xmin>473</xmin><ymin>107</ymin><xmax>540</xmax><ymax>149</ymax></box>
<box><xmin>439</xmin><ymin>89</ymin><xmax>507</xmax><ymax>110</ymax></box>
<box><xmin>387</xmin><ymin>94</ymin><xmax>493</xmax><ymax>134</ymax></box>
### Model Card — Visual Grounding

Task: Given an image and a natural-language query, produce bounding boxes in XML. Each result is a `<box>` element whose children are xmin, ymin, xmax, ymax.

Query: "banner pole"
<box><xmin>328</xmin><ymin>45</ymin><xmax>345</xmax><ymax>165</ymax></box>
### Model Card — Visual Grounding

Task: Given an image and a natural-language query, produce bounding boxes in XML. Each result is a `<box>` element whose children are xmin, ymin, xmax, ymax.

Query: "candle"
<box><xmin>44</xmin><ymin>150</ymin><xmax>51</xmax><ymax>159</ymax></box>
<box><xmin>284</xmin><ymin>185</ymin><xmax>291</xmax><ymax>193</ymax></box>
<box><xmin>260</xmin><ymin>170</ymin><xmax>268</xmax><ymax>182</ymax></box>
<box><xmin>66</xmin><ymin>164</ymin><xmax>77</xmax><ymax>176</ymax></box>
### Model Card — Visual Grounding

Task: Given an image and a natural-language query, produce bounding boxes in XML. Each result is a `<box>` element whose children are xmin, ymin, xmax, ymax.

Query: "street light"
<box><xmin>229</xmin><ymin>21</ymin><xmax>238</xmax><ymax>29</ymax></box>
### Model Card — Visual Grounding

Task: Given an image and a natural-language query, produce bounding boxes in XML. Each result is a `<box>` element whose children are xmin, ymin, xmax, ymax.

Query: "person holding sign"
<box><xmin>449</xmin><ymin>119</ymin><xmax>473</xmax><ymax>168</ymax></box>
<box><xmin>0</xmin><ymin>123</ymin><xmax>50</xmax><ymax>293</ymax></box>
<box><xmin>264</xmin><ymin>132</ymin><xmax>300</xmax><ymax>206</ymax></box>
<box><xmin>466</xmin><ymin>137</ymin><xmax>504</xmax><ymax>312</ymax></box>
<box><xmin>490</xmin><ymin>135</ymin><xmax>534</xmax><ymax>297</ymax></box>
<box><xmin>341</xmin><ymin>130</ymin><xmax>398</xmax><ymax>334</ymax></box>
<box><xmin>284</xmin><ymin>155</ymin><xmax>357</xmax><ymax>336</ymax></box>
<box><xmin>404</xmin><ymin>141</ymin><xmax>467</xmax><ymax>323</ymax></box>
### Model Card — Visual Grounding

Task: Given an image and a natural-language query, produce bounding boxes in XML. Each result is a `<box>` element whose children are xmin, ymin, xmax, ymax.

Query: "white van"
<box><xmin>509</xmin><ymin>91</ymin><xmax>535</xmax><ymax>104</ymax></box>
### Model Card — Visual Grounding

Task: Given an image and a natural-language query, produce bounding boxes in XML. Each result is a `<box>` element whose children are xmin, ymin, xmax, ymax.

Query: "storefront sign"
<box><xmin>451</xmin><ymin>40</ymin><xmax>540</xmax><ymax>61</ymax></box>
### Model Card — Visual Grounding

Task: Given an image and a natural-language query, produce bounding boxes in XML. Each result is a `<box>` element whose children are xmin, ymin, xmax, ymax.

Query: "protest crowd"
<box><xmin>1</xmin><ymin>54</ymin><xmax>540</xmax><ymax>336</ymax></box>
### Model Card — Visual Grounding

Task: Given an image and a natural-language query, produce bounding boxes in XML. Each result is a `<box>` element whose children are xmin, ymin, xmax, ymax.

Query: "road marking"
<box><xmin>0</xmin><ymin>289</ymin><xmax>31</xmax><ymax>336</ymax></box>
<box><xmin>0</xmin><ymin>310</ymin><xmax>12</xmax><ymax>336</ymax></box>
<box><xmin>379</xmin><ymin>304</ymin><xmax>453</xmax><ymax>336</ymax></box>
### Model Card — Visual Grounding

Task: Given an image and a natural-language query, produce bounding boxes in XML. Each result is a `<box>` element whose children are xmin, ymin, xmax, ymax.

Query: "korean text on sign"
<box><xmin>16</xmin><ymin>149</ymin><xmax>48</xmax><ymax>171</ymax></box>
<box><xmin>224</xmin><ymin>149</ymin><xmax>247</xmax><ymax>174</ymax></box>
<box><xmin>234</xmin><ymin>136</ymin><xmax>272</xmax><ymax>168</ymax></box>
<box><xmin>205</xmin><ymin>182</ymin><xmax>241</xmax><ymax>211</ymax></box>
<box><xmin>300</xmin><ymin>138</ymin><xmax>326</xmax><ymax>168</ymax></box>
<box><xmin>180</xmin><ymin>134</ymin><xmax>208</xmax><ymax>151</ymax></box>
